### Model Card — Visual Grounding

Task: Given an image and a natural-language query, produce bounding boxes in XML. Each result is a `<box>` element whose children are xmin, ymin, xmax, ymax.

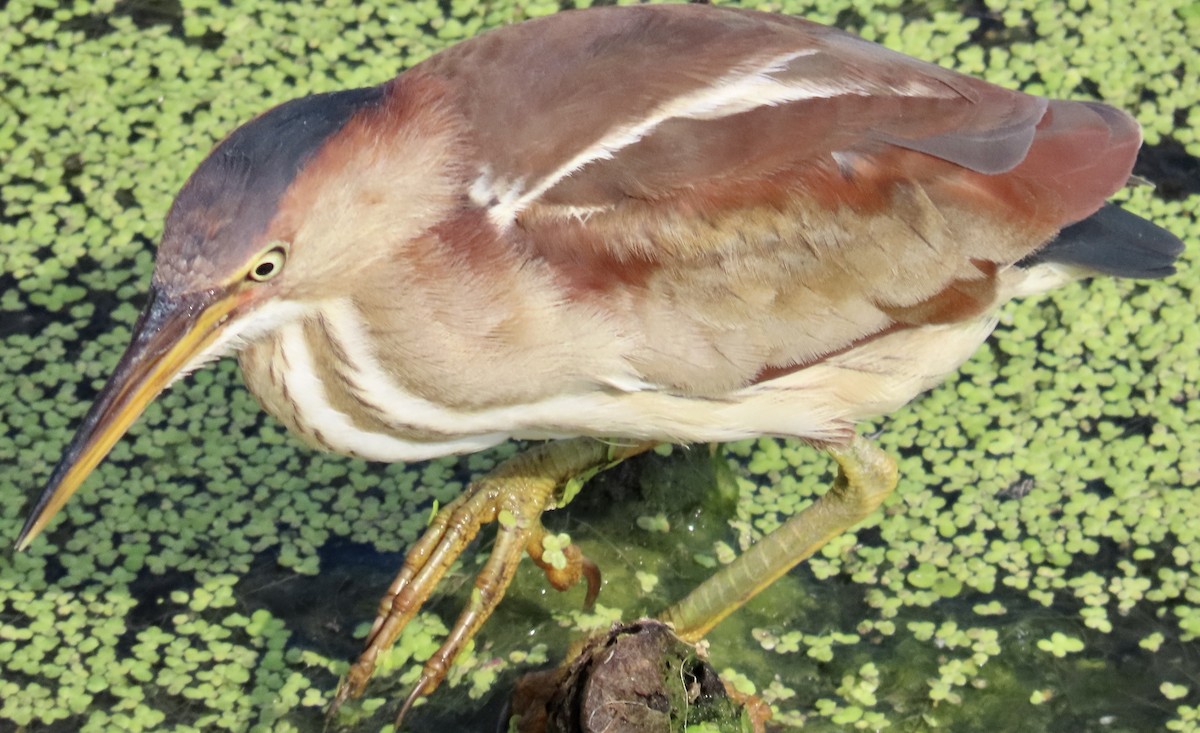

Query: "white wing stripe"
<box><xmin>487</xmin><ymin>48</ymin><xmax>942</xmax><ymax>229</ymax></box>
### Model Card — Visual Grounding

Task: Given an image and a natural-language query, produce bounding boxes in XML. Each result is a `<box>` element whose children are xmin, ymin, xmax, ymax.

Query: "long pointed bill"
<box><xmin>14</xmin><ymin>286</ymin><xmax>243</xmax><ymax>551</ymax></box>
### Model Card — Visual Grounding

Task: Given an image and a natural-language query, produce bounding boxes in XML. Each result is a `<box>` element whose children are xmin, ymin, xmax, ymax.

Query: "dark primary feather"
<box><xmin>1021</xmin><ymin>203</ymin><xmax>1185</xmax><ymax>279</ymax></box>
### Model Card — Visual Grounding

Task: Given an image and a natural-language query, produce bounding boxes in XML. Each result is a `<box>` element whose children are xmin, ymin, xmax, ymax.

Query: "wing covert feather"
<box><xmin>415</xmin><ymin>4</ymin><xmax>1140</xmax><ymax>395</ymax></box>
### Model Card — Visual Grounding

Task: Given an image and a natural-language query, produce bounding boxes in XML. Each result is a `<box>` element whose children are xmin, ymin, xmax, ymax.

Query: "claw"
<box><xmin>327</xmin><ymin>438</ymin><xmax>652</xmax><ymax>727</ymax></box>
<box><xmin>526</xmin><ymin>524</ymin><xmax>603</xmax><ymax>608</ymax></box>
<box><xmin>394</xmin><ymin>680</ymin><xmax>431</xmax><ymax>729</ymax></box>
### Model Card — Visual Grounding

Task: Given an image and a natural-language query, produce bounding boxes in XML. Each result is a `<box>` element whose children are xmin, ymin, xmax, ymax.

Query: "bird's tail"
<box><xmin>1018</xmin><ymin>202</ymin><xmax>1184</xmax><ymax>280</ymax></box>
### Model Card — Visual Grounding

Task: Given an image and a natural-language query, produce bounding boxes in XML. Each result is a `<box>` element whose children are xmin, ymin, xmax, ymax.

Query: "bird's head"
<box><xmin>17</xmin><ymin>77</ymin><xmax>465</xmax><ymax>549</ymax></box>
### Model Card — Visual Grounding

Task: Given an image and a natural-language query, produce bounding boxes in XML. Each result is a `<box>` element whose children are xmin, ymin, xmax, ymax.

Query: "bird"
<box><xmin>14</xmin><ymin>2</ymin><xmax>1183</xmax><ymax>726</ymax></box>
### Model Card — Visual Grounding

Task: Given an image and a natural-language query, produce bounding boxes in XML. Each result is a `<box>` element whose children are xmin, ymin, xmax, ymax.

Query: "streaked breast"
<box><xmin>237</xmin><ymin>300</ymin><xmax>509</xmax><ymax>462</ymax></box>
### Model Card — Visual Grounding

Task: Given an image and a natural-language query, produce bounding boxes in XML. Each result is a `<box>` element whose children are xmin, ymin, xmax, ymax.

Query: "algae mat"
<box><xmin>1</xmin><ymin>0</ymin><xmax>1198</xmax><ymax>731</ymax></box>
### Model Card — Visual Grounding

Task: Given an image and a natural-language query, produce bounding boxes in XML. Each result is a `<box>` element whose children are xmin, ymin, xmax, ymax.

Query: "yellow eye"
<box><xmin>248</xmin><ymin>245</ymin><xmax>287</xmax><ymax>282</ymax></box>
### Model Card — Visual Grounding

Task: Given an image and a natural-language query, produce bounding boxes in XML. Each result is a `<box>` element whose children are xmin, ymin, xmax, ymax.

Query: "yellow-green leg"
<box><xmin>328</xmin><ymin>438</ymin><xmax>650</xmax><ymax>727</ymax></box>
<box><xmin>660</xmin><ymin>435</ymin><xmax>898</xmax><ymax>641</ymax></box>
<box><xmin>329</xmin><ymin>435</ymin><xmax>895</xmax><ymax>729</ymax></box>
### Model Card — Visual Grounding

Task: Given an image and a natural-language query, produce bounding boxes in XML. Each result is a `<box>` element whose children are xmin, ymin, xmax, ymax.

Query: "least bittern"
<box><xmin>15</xmin><ymin>3</ymin><xmax>1183</xmax><ymax>727</ymax></box>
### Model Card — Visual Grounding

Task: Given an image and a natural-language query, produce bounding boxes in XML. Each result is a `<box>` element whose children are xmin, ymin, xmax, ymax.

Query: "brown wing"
<box><xmin>419</xmin><ymin>4</ymin><xmax>1141</xmax><ymax>394</ymax></box>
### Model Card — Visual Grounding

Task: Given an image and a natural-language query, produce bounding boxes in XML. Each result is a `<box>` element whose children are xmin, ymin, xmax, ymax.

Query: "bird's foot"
<box><xmin>327</xmin><ymin>437</ymin><xmax>650</xmax><ymax>728</ymax></box>
<box><xmin>660</xmin><ymin>435</ymin><xmax>898</xmax><ymax>641</ymax></box>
